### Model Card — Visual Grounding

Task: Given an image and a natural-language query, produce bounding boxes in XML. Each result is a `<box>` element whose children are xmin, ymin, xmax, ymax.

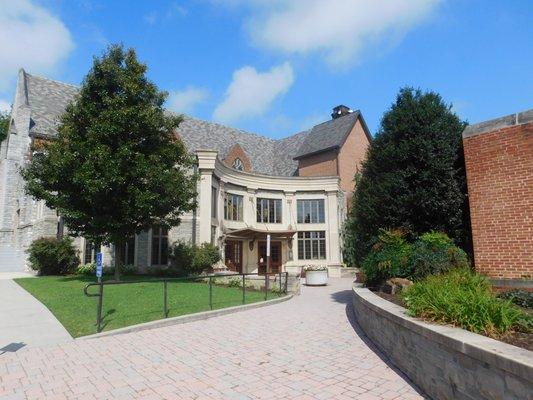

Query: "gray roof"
<box><xmin>19</xmin><ymin>70</ymin><xmax>370</xmax><ymax>176</ymax></box>
<box><xmin>294</xmin><ymin>111</ymin><xmax>360</xmax><ymax>159</ymax></box>
<box><xmin>24</xmin><ymin>72</ymin><xmax>79</xmax><ymax>137</ymax></box>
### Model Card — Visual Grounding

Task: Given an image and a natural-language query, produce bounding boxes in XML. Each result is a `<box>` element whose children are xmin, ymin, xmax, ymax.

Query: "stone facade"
<box><xmin>353</xmin><ymin>286</ymin><xmax>533</xmax><ymax>400</ymax></box>
<box><xmin>462</xmin><ymin>110</ymin><xmax>533</xmax><ymax>280</ymax></box>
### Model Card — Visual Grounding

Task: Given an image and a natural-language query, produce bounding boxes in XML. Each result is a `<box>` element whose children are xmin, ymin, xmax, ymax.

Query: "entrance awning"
<box><xmin>225</xmin><ymin>227</ymin><xmax>296</xmax><ymax>240</ymax></box>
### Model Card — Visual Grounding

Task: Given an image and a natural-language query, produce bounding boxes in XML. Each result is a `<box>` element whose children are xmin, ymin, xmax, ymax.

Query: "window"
<box><xmin>151</xmin><ymin>226</ymin><xmax>168</xmax><ymax>265</ymax></box>
<box><xmin>297</xmin><ymin>231</ymin><xmax>326</xmax><ymax>260</ymax></box>
<box><xmin>118</xmin><ymin>237</ymin><xmax>136</xmax><ymax>266</ymax></box>
<box><xmin>232</xmin><ymin>158</ymin><xmax>244</xmax><ymax>171</ymax></box>
<box><xmin>224</xmin><ymin>193</ymin><xmax>243</xmax><ymax>221</ymax></box>
<box><xmin>211</xmin><ymin>187</ymin><xmax>218</xmax><ymax>218</ymax></box>
<box><xmin>297</xmin><ymin>199</ymin><xmax>325</xmax><ymax>223</ymax></box>
<box><xmin>257</xmin><ymin>198</ymin><xmax>282</xmax><ymax>223</ymax></box>
<box><xmin>84</xmin><ymin>241</ymin><xmax>101</xmax><ymax>264</ymax></box>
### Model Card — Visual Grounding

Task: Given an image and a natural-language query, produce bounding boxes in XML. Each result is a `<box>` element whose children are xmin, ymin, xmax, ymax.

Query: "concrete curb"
<box><xmin>352</xmin><ymin>285</ymin><xmax>533</xmax><ymax>399</ymax></box>
<box><xmin>78</xmin><ymin>294</ymin><xmax>292</xmax><ymax>340</ymax></box>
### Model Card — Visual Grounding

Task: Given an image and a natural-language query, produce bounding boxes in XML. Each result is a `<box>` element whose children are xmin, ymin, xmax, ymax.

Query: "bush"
<box><xmin>402</xmin><ymin>268</ymin><xmax>530</xmax><ymax>337</ymax></box>
<box><xmin>170</xmin><ymin>241</ymin><xmax>221</xmax><ymax>275</ymax></box>
<box><xmin>76</xmin><ymin>263</ymin><xmax>96</xmax><ymax>275</ymax></box>
<box><xmin>498</xmin><ymin>290</ymin><xmax>533</xmax><ymax>310</ymax></box>
<box><xmin>361</xmin><ymin>229</ymin><xmax>412</xmax><ymax>286</ymax></box>
<box><xmin>407</xmin><ymin>232</ymin><xmax>469</xmax><ymax>280</ymax></box>
<box><xmin>27</xmin><ymin>237</ymin><xmax>79</xmax><ymax>275</ymax></box>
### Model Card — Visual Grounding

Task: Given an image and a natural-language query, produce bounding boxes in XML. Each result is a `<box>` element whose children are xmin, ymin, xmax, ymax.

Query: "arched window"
<box><xmin>232</xmin><ymin>158</ymin><xmax>244</xmax><ymax>171</ymax></box>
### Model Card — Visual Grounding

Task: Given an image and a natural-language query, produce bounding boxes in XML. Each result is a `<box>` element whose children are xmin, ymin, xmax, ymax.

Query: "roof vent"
<box><xmin>331</xmin><ymin>105</ymin><xmax>353</xmax><ymax>119</ymax></box>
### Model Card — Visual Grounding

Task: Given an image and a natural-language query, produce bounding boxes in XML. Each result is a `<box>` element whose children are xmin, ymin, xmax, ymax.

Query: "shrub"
<box><xmin>361</xmin><ymin>229</ymin><xmax>412</xmax><ymax>286</ymax></box>
<box><xmin>76</xmin><ymin>263</ymin><xmax>96</xmax><ymax>275</ymax></box>
<box><xmin>402</xmin><ymin>268</ymin><xmax>530</xmax><ymax>337</ymax></box>
<box><xmin>407</xmin><ymin>232</ymin><xmax>469</xmax><ymax>280</ymax></box>
<box><xmin>170</xmin><ymin>241</ymin><xmax>221</xmax><ymax>275</ymax></box>
<box><xmin>27</xmin><ymin>237</ymin><xmax>79</xmax><ymax>275</ymax></box>
<box><xmin>498</xmin><ymin>290</ymin><xmax>533</xmax><ymax>310</ymax></box>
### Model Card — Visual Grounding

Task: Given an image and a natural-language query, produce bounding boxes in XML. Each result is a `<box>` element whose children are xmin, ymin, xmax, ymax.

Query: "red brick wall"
<box><xmin>463</xmin><ymin>120</ymin><xmax>533</xmax><ymax>279</ymax></box>
<box><xmin>297</xmin><ymin>149</ymin><xmax>338</xmax><ymax>177</ymax></box>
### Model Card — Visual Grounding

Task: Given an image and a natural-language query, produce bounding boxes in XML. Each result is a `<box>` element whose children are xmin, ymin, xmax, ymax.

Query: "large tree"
<box><xmin>344</xmin><ymin>88</ymin><xmax>471</xmax><ymax>266</ymax></box>
<box><xmin>23</xmin><ymin>44</ymin><xmax>197</xmax><ymax>278</ymax></box>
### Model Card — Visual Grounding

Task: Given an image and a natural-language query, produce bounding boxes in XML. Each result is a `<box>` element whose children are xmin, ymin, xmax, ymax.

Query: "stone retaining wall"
<box><xmin>352</xmin><ymin>286</ymin><xmax>533</xmax><ymax>400</ymax></box>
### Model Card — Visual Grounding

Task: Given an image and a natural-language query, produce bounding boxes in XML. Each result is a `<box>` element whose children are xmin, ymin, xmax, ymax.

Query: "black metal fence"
<box><xmin>83</xmin><ymin>272</ymin><xmax>289</xmax><ymax>333</ymax></box>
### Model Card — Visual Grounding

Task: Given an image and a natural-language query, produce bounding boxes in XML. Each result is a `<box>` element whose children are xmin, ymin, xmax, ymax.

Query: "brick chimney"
<box><xmin>331</xmin><ymin>105</ymin><xmax>352</xmax><ymax>119</ymax></box>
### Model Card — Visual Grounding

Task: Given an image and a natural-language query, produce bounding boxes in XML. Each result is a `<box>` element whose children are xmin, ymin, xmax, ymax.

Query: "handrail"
<box><xmin>83</xmin><ymin>271</ymin><xmax>289</xmax><ymax>333</ymax></box>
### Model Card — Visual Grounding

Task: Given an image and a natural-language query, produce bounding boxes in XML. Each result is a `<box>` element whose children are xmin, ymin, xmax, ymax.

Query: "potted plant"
<box><xmin>304</xmin><ymin>265</ymin><xmax>328</xmax><ymax>286</ymax></box>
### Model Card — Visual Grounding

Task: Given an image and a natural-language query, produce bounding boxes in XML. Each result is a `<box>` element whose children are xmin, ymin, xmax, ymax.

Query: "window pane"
<box><xmin>257</xmin><ymin>199</ymin><xmax>262</xmax><ymax>222</ymax></box>
<box><xmin>84</xmin><ymin>241</ymin><xmax>93</xmax><ymax>264</ymax></box>
<box><xmin>211</xmin><ymin>187</ymin><xmax>217</xmax><ymax>218</ymax></box>
<box><xmin>268</xmin><ymin>200</ymin><xmax>275</xmax><ymax>223</ymax></box>
<box><xmin>297</xmin><ymin>201</ymin><xmax>303</xmax><ymax>223</ymax></box>
<box><xmin>275</xmin><ymin>200</ymin><xmax>282</xmax><ymax>223</ymax></box>
<box><xmin>161</xmin><ymin>237</ymin><xmax>168</xmax><ymax>265</ymax></box>
<box><xmin>318</xmin><ymin>200</ymin><xmax>325</xmax><ymax>223</ymax></box>
<box><xmin>298</xmin><ymin>239</ymin><xmax>304</xmax><ymax>259</ymax></box>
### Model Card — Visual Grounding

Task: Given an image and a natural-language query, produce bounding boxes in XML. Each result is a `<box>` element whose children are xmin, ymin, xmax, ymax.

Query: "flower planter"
<box><xmin>305</xmin><ymin>270</ymin><xmax>328</xmax><ymax>286</ymax></box>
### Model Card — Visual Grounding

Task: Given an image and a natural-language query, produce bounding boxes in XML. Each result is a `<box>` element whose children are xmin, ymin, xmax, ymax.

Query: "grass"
<box><xmin>15</xmin><ymin>275</ymin><xmax>282</xmax><ymax>337</ymax></box>
<box><xmin>402</xmin><ymin>268</ymin><xmax>532</xmax><ymax>337</ymax></box>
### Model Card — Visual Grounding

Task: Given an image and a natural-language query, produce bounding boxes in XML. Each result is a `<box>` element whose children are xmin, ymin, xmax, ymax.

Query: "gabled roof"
<box><xmin>294</xmin><ymin>111</ymin><xmax>371</xmax><ymax>159</ymax></box>
<box><xmin>15</xmin><ymin>70</ymin><xmax>371</xmax><ymax>177</ymax></box>
<box><xmin>21</xmin><ymin>71</ymin><xmax>79</xmax><ymax>137</ymax></box>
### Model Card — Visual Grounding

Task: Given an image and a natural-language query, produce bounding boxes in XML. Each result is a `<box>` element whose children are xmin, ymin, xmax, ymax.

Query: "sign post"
<box><xmin>265</xmin><ymin>234</ymin><xmax>271</xmax><ymax>299</ymax></box>
<box><xmin>96</xmin><ymin>252</ymin><xmax>103</xmax><ymax>282</ymax></box>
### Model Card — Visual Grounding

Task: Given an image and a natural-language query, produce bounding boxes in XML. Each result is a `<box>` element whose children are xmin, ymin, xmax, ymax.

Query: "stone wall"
<box><xmin>352</xmin><ymin>286</ymin><xmax>533</xmax><ymax>400</ymax></box>
<box><xmin>462</xmin><ymin>110</ymin><xmax>533</xmax><ymax>280</ymax></box>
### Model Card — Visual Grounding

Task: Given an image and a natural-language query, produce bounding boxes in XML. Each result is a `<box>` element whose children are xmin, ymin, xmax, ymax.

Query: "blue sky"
<box><xmin>0</xmin><ymin>0</ymin><xmax>531</xmax><ymax>139</ymax></box>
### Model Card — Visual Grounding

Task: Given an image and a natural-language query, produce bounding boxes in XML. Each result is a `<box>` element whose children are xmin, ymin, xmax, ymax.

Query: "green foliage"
<box><xmin>402</xmin><ymin>269</ymin><xmax>531</xmax><ymax>337</ymax></box>
<box><xmin>0</xmin><ymin>111</ymin><xmax>9</xmax><ymax>143</ymax></box>
<box><xmin>498</xmin><ymin>290</ymin><xmax>533</xmax><ymax>310</ymax></box>
<box><xmin>344</xmin><ymin>88</ymin><xmax>471</xmax><ymax>266</ymax></box>
<box><xmin>361</xmin><ymin>229</ymin><xmax>412</xmax><ymax>286</ymax></box>
<box><xmin>407</xmin><ymin>231</ymin><xmax>469</xmax><ymax>280</ymax></box>
<box><xmin>170</xmin><ymin>241</ymin><xmax>221</xmax><ymax>275</ymax></box>
<box><xmin>75</xmin><ymin>263</ymin><xmax>96</xmax><ymax>275</ymax></box>
<box><xmin>27</xmin><ymin>237</ymin><xmax>79</xmax><ymax>275</ymax></box>
<box><xmin>22</xmin><ymin>44</ymin><xmax>197</xmax><ymax>250</ymax></box>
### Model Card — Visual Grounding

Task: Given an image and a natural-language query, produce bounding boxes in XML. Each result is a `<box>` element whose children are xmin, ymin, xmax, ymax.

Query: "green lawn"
<box><xmin>15</xmin><ymin>275</ymin><xmax>280</xmax><ymax>337</ymax></box>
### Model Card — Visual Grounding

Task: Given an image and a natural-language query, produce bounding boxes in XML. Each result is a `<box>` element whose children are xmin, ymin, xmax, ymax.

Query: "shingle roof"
<box><xmin>24</xmin><ymin>72</ymin><xmax>79</xmax><ymax>137</ymax></box>
<box><xmin>294</xmin><ymin>111</ymin><xmax>360</xmax><ymax>159</ymax></box>
<box><xmin>19</xmin><ymin>70</ymin><xmax>369</xmax><ymax>177</ymax></box>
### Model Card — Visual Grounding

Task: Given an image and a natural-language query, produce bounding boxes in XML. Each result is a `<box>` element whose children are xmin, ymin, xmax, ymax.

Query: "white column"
<box><xmin>326</xmin><ymin>190</ymin><xmax>341</xmax><ymax>266</ymax></box>
<box><xmin>196</xmin><ymin>151</ymin><xmax>217</xmax><ymax>244</ymax></box>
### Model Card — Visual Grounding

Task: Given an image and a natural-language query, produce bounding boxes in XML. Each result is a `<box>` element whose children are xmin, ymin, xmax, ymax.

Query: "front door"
<box><xmin>258</xmin><ymin>241</ymin><xmax>281</xmax><ymax>274</ymax></box>
<box><xmin>225</xmin><ymin>240</ymin><xmax>243</xmax><ymax>273</ymax></box>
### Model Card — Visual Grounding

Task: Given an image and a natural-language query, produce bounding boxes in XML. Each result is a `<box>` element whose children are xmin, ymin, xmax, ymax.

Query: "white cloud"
<box><xmin>216</xmin><ymin>0</ymin><xmax>440</xmax><ymax>68</ymax></box>
<box><xmin>0</xmin><ymin>99</ymin><xmax>11</xmax><ymax>113</ymax></box>
<box><xmin>214</xmin><ymin>62</ymin><xmax>294</xmax><ymax>123</ymax></box>
<box><xmin>167</xmin><ymin>87</ymin><xmax>209</xmax><ymax>114</ymax></box>
<box><xmin>0</xmin><ymin>0</ymin><xmax>74</xmax><ymax>91</ymax></box>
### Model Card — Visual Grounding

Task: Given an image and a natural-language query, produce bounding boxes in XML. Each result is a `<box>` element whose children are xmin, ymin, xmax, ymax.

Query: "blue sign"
<box><xmin>96</xmin><ymin>252</ymin><xmax>103</xmax><ymax>278</ymax></box>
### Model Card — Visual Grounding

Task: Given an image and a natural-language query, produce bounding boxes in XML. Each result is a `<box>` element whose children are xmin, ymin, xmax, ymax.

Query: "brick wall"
<box><xmin>297</xmin><ymin>149</ymin><xmax>338</xmax><ymax>177</ymax></box>
<box><xmin>462</xmin><ymin>110</ymin><xmax>533</xmax><ymax>279</ymax></box>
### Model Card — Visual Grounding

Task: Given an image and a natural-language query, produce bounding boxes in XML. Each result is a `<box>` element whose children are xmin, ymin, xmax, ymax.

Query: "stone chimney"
<box><xmin>331</xmin><ymin>105</ymin><xmax>353</xmax><ymax>119</ymax></box>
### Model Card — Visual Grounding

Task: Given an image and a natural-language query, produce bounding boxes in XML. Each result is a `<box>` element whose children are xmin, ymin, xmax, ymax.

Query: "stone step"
<box><xmin>340</xmin><ymin>267</ymin><xmax>359</xmax><ymax>278</ymax></box>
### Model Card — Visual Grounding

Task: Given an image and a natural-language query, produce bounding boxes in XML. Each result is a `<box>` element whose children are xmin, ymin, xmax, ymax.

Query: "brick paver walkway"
<box><xmin>0</xmin><ymin>278</ymin><xmax>425</xmax><ymax>399</ymax></box>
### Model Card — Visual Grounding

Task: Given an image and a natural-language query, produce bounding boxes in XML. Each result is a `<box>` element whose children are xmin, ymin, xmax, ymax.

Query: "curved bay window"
<box><xmin>257</xmin><ymin>198</ymin><xmax>282</xmax><ymax>223</ymax></box>
<box><xmin>224</xmin><ymin>193</ymin><xmax>243</xmax><ymax>221</ymax></box>
<box><xmin>151</xmin><ymin>226</ymin><xmax>168</xmax><ymax>266</ymax></box>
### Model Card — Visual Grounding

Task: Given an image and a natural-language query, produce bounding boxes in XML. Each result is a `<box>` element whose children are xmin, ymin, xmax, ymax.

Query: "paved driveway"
<box><xmin>0</xmin><ymin>278</ymin><xmax>425</xmax><ymax>399</ymax></box>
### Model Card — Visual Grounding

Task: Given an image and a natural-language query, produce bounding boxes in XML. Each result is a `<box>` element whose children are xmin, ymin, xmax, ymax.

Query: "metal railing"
<box><xmin>84</xmin><ymin>272</ymin><xmax>289</xmax><ymax>333</ymax></box>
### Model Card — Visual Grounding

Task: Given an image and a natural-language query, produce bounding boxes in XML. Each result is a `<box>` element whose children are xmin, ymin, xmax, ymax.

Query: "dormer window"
<box><xmin>232</xmin><ymin>158</ymin><xmax>244</xmax><ymax>171</ymax></box>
